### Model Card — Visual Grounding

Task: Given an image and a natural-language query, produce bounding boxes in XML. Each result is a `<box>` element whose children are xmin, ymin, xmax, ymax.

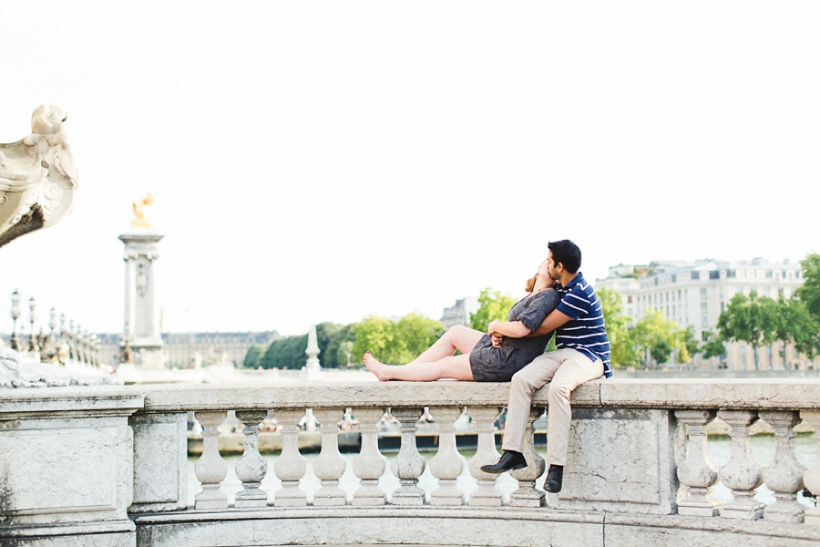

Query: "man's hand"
<box><xmin>491</xmin><ymin>334</ymin><xmax>503</xmax><ymax>348</ymax></box>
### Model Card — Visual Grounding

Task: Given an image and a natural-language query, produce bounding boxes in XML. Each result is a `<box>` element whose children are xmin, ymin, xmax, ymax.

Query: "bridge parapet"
<box><xmin>3</xmin><ymin>380</ymin><xmax>820</xmax><ymax>546</ymax></box>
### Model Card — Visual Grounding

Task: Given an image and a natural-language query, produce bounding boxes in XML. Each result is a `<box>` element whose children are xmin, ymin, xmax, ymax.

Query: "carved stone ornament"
<box><xmin>0</xmin><ymin>346</ymin><xmax>121</xmax><ymax>388</ymax></box>
<box><xmin>0</xmin><ymin>104</ymin><xmax>78</xmax><ymax>249</ymax></box>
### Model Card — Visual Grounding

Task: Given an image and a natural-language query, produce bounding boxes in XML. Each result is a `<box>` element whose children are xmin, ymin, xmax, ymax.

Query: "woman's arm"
<box><xmin>488</xmin><ymin>319</ymin><xmax>531</xmax><ymax>339</ymax></box>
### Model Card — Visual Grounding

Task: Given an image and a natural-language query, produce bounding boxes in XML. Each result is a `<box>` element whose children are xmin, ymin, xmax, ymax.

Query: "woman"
<box><xmin>364</xmin><ymin>258</ymin><xmax>560</xmax><ymax>382</ymax></box>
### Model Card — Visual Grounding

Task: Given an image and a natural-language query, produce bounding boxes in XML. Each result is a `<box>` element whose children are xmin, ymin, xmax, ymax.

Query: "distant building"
<box><xmin>440</xmin><ymin>297</ymin><xmax>479</xmax><ymax>329</ymax></box>
<box><xmin>97</xmin><ymin>330</ymin><xmax>279</xmax><ymax>368</ymax></box>
<box><xmin>597</xmin><ymin>258</ymin><xmax>813</xmax><ymax>370</ymax></box>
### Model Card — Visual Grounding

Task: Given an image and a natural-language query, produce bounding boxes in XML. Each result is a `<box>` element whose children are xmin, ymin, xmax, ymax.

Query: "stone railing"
<box><xmin>2</xmin><ymin>379</ymin><xmax>820</xmax><ymax>547</ymax></box>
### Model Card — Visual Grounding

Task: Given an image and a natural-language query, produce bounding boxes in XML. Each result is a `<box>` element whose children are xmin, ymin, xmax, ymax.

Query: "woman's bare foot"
<box><xmin>363</xmin><ymin>351</ymin><xmax>391</xmax><ymax>381</ymax></box>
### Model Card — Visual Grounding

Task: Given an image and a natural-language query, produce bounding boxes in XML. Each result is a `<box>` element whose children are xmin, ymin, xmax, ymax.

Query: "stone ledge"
<box><xmin>0</xmin><ymin>386</ymin><xmax>144</xmax><ymax>415</ymax></box>
<box><xmin>138</xmin><ymin>378</ymin><xmax>820</xmax><ymax>413</ymax></box>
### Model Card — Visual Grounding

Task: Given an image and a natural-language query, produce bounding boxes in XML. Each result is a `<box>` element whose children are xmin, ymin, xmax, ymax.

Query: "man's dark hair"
<box><xmin>548</xmin><ymin>240</ymin><xmax>582</xmax><ymax>274</ymax></box>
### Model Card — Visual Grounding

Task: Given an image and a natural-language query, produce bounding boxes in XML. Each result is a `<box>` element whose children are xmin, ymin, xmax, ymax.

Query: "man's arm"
<box><xmin>529</xmin><ymin>308</ymin><xmax>572</xmax><ymax>336</ymax></box>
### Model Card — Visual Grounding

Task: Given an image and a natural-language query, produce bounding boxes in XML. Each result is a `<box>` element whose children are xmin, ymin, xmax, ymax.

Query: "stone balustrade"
<box><xmin>3</xmin><ymin>379</ymin><xmax>820</xmax><ymax>547</ymax></box>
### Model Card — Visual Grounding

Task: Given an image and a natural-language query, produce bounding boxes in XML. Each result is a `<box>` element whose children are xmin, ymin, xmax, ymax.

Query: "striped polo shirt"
<box><xmin>554</xmin><ymin>272</ymin><xmax>612</xmax><ymax>378</ymax></box>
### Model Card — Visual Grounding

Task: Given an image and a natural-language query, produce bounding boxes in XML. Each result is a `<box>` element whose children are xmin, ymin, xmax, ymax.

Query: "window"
<box><xmin>701</xmin><ymin>302</ymin><xmax>708</xmax><ymax>313</ymax></box>
<box><xmin>700</xmin><ymin>288</ymin><xmax>707</xmax><ymax>299</ymax></box>
<box><xmin>701</xmin><ymin>331</ymin><xmax>709</xmax><ymax>341</ymax></box>
<box><xmin>709</xmin><ymin>270</ymin><xmax>720</xmax><ymax>280</ymax></box>
<box><xmin>701</xmin><ymin>317</ymin><xmax>709</xmax><ymax>328</ymax></box>
<box><xmin>691</xmin><ymin>271</ymin><xmax>700</xmax><ymax>280</ymax></box>
<box><xmin>627</xmin><ymin>296</ymin><xmax>633</xmax><ymax>304</ymax></box>
<box><xmin>766</xmin><ymin>270</ymin><xmax>773</xmax><ymax>279</ymax></box>
<box><xmin>721</xmin><ymin>302</ymin><xmax>725</xmax><ymax>312</ymax></box>
<box><xmin>727</xmin><ymin>269</ymin><xmax>736</xmax><ymax>278</ymax></box>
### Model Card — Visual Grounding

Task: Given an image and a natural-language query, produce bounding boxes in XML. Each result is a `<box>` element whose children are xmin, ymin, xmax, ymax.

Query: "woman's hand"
<box><xmin>491</xmin><ymin>334</ymin><xmax>503</xmax><ymax>348</ymax></box>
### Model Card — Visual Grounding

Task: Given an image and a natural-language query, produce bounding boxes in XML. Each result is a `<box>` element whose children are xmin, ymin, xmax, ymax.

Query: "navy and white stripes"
<box><xmin>554</xmin><ymin>272</ymin><xmax>612</xmax><ymax>378</ymax></box>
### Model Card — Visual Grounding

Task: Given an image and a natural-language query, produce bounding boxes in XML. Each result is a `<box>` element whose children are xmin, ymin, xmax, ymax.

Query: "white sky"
<box><xmin>1</xmin><ymin>1</ymin><xmax>818</xmax><ymax>337</ymax></box>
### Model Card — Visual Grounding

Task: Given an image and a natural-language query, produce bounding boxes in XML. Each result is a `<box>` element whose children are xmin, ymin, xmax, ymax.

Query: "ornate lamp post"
<box><xmin>10</xmin><ymin>290</ymin><xmax>21</xmax><ymax>350</ymax></box>
<box><xmin>28</xmin><ymin>295</ymin><xmax>39</xmax><ymax>353</ymax></box>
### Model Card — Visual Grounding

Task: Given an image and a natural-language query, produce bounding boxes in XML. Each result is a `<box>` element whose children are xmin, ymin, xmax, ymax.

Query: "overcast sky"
<box><xmin>1</xmin><ymin>1</ymin><xmax>818</xmax><ymax>338</ymax></box>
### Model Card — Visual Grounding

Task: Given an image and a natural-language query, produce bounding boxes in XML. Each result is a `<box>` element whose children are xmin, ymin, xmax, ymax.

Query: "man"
<box><xmin>481</xmin><ymin>239</ymin><xmax>611</xmax><ymax>493</ymax></box>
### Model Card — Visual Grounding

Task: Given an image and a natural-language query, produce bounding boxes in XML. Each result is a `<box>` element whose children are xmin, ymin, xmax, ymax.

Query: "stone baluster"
<box><xmin>467</xmin><ymin>406</ymin><xmax>504</xmax><ymax>507</ymax></box>
<box><xmin>675</xmin><ymin>410</ymin><xmax>722</xmax><ymax>516</ymax></box>
<box><xmin>312</xmin><ymin>408</ymin><xmax>347</xmax><ymax>506</ymax></box>
<box><xmin>273</xmin><ymin>409</ymin><xmax>308</xmax><ymax>507</ymax></box>
<box><xmin>759</xmin><ymin>410</ymin><xmax>805</xmax><ymax>523</ymax></box>
<box><xmin>801</xmin><ymin>411</ymin><xmax>820</xmax><ymax>526</ymax></box>
<box><xmin>234</xmin><ymin>410</ymin><xmax>269</xmax><ymax>508</ymax></box>
<box><xmin>718</xmin><ymin>409</ymin><xmax>764</xmax><ymax>520</ymax></box>
<box><xmin>510</xmin><ymin>407</ymin><xmax>547</xmax><ymax>508</ymax></box>
<box><xmin>428</xmin><ymin>406</ymin><xmax>466</xmax><ymax>506</ymax></box>
<box><xmin>193</xmin><ymin>411</ymin><xmax>229</xmax><ymax>510</ymax></box>
<box><xmin>352</xmin><ymin>407</ymin><xmax>388</xmax><ymax>506</ymax></box>
<box><xmin>389</xmin><ymin>407</ymin><xmax>426</xmax><ymax>505</ymax></box>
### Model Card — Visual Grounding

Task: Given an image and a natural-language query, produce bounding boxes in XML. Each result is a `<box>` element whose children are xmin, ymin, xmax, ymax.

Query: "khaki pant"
<box><xmin>501</xmin><ymin>348</ymin><xmax>604</xmax><ymax>466</ymax></box>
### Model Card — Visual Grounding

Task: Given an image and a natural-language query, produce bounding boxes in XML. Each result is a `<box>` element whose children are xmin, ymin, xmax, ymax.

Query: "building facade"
<box><xmin>440</xmin><ymin>297</ymin><xmax>479</xmax><ymax>329</ymax></box>
<box><xmin>597</xmin><ymin>258</ymin><xmax>813</xmax><ymax>370</ymax></box>
<box><xmin>97</xmin><ymin>330</ymin><xmax>279</xmax><ymax>368</ymax></box>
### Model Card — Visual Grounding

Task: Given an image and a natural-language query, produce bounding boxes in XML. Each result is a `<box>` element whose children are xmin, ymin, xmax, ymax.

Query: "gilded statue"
<box><xmin>131</xmin><ymin>191</ymin><xmax>155</xmax><ymax>228</ymax></box>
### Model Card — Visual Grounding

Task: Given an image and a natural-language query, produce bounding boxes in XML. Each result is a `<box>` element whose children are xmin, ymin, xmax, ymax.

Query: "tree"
<box><xmin>396</xmin><ymin>313</ymin><xmax>445</xmax><ymax>359</ymax></box>
<box><xmin>776</xmin><ymin>296</ymin><xmax>820</xmax><ymax>359</ymax></box>
<box><xmin>798</xmin><ymin>252</ymin><xmax>820</xmax><ymax>323</ymax></box>
<box><xmin>324</xmin><ymin>323</ymin><xmax>357</xmax><ymax>368</ymax></box>
<box><xmin>597</xmin><ymin>288</ymin><xmax>637</xmax><ymax>367</ymax></box>
<box><xmin>631</xmin><ymin>310</ymin><xmax>689</xmax><ymax>367</ymax></box>
<box><xmin>260</xmin><ymin>334</ymin><xmax>308</xmax><ymax>370</ymax></box>
<box><xmin>701</xmin><ymin>330</ymin><xmax>727</xmax><ymax>364</ymax></box>
<box><xmin>242</xmin><ymin>344</ymin><xmax>267</xmax><ymax>369</ymax></box>
<box><xmin>351</xmin><ymin>316</ymin><xmax>400</xmax><ymax>364</ymax></box>
<box><xmin>716</xmin><ymin>291</ymin><xmax>779</xmax><ymax>370</ymax></box>
<box><xmin>470</xmin><ymin>288</ymin><xmax>517</xmax><ymax>332</ymax></box>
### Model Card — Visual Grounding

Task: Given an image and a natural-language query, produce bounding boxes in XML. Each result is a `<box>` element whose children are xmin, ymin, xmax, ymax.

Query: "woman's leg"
<box><xmin>365</xmin><ymin>352</ymin><xmax>474</xmax><ymax>382</ymax></box>
<box><xmin>408</xmin><ymin>325</ymin><xmax>484</xmax><ymax>364</ymax></box>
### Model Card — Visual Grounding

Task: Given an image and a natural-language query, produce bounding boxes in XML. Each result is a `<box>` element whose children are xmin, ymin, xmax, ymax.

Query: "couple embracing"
<box><xmin>364</xmin><ymin>239</ymin><xmax>611</xmax><ymax>494</ymax></box>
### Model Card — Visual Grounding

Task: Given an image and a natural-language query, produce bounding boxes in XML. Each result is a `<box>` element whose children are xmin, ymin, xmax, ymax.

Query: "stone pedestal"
<box><xmin>119</xmin><ymin>229</ymin><xmax>165</xmax><ymax>369</ymax></box>
<box><xmin>0</xmin><ymin>386</ymin><xmax>143</xmax><ymax>546</ymax></box>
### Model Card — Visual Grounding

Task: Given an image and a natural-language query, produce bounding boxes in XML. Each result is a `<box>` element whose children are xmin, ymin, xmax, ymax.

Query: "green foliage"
<box><xmin>351</xmin><ymin>316</ymin><xmax>398</xmax><ymax>364</ymax></box>
<box><xmin>396</xmin><ymin>313</ymin><xmax>446</xmax><ymax>358</ymax></box>
<box><xmin>470</xmin><ymin>288</ymin><xmax>517</xmax><ymax>332</ymax></box>
<box><xmin>716</xmin><ymin>291</ymin><xmax>779</xmax><ymax>370</ymax></box>
<box><xmin>260</xmin><ymin>334</ymin><xmax>308</xmax><ymax>370</ymax></box>
<box><xmin>701</xmin><ymin>330</ymin><xmax>726</xmax><ymax>360</ymax></box>
<box><xmin>777</xmin><ymin>296</ymin><xmax>820</xmax><ymax>359</ymax></box>
<box><xmin>316</xmin><ymin>322</ymin><xmax>356</xmax><ymax>368</ymax></box>
<box><xmin>631</xmin><ymin>310</ymin><xmax>692</xmax><ymax>366</ymax></box>
<box><xmin>798</xmin><ymin>252</ymin><xmax>820</xmax><ymax>323</ymax></box>
<box><xmin>597</xmin><ymin>288</ymin><xmax>637</xmax><ymax>367</ymax></box>
<box><xmin>242</xmin><ymin>344</ymin><xmax>267</xmax><ymax>369</ymax></box>
<box><xmin>350</xmin><ymin>313</ymin><xmax>446</xmax><ymax>365</ymax></box>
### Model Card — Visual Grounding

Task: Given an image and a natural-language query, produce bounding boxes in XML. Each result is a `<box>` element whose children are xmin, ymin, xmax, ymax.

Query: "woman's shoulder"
<box><xmin>532</xmin><ymin>289</ymin><xmax>560</xmax><ymax>306</ymax></box>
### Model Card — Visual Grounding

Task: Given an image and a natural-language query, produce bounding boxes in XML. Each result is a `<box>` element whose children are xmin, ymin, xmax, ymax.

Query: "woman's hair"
<box><xmin>524</xmin><ymin>273</ymin><xmax>538</xmax><ymax>293</ymax></box>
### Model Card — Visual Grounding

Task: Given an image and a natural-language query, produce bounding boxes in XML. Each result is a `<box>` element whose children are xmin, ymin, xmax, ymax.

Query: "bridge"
<box><xmin>1</xmin><ymin>379</ymin><xmax>819</xmax><ymax>547</ymax></box>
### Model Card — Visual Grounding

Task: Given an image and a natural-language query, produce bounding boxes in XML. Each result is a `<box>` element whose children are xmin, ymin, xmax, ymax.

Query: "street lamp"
<box><xmin>28</xmin><ymin>295</ymin><xmax>39</xmax><ymax>352</ymax></box>
<box><xmin>10</xmin><ymin>290</ymin><xmax>20</xmax><ymax>350</ymax></box>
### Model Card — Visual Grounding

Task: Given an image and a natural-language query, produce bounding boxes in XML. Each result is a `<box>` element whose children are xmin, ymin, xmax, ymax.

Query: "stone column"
<box><xmin>352</xmin><ymin>407</ymin><xmax>388</xmax><ymax>506</ymax></box>
<box><xmin>390</xmin><ymin>407</ymin><xmax>426</xmax><ymax>506</ymax></box>
<box><xmin>676</xmin><ymin>410</ymin><xmax>722</xmax><ymax>517</ymax></box>
<box><xmin>119</xmin><ymin>230</ymin><xmax>165</xmax><ymax>369</ymax></box>
<box><xmin>510</xmin><ymin>407</ymin><xmax>546</xmax><ymax>508</ymax></box>
<box><xmin>801</xmin><ymin>411</ymin><xmax>820</xmax><ymax>526</ymax></box>
<box><xmin>467</xmin><ymin>406</ymin><xmax>504</xmax><ymax>507</ymax></box>
<box><xmin>234</xmin><ymin>410</ymin><xmax>269</xmax><ymax>508</ymax></box>
<box><xmin>312</xmin><ymin>408</ymin><xmax>347</xmax><ymax>506</ymax></box>
<box><xmin>759</xmin><ymin>410</ymin><xmax>805</xmax><ymax>523</ymax></box>
<box><xmin>194</xmin><ymin>411</ymin><xmax>229</xmax><ymax>510</ymax></box>
<box><xmin>428</xmin><ymin>406</ymin><xmax>466</xmax><ymax>506</ymax></box>
<box><xmin>273</xmin><ymin>409</ymin><xmax>308</xmax><ymax>507</ymax></box>
<box><xmin>718</xmin><ymin>409</ymin><xmax>764</xmax><ymax>520</ymax></box>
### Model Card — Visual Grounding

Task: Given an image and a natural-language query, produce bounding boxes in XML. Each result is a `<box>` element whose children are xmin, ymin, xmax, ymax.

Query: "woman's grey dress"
<box><xmin>469</xmin><ymin>290</ymin><xmax>560</xmax><ymax>382</ymax></box>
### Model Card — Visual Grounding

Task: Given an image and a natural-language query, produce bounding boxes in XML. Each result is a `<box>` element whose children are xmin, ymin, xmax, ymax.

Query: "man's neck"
<box><xmin>559</xmin><ymin>271</ymin><xmax>579</xmax><ymax>287</ymax></box>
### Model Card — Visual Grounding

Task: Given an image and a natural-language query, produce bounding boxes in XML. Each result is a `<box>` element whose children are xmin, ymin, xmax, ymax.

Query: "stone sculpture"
<box><xmin>0</xmin><ymin>104</ymin><xmax>78</xmax><ymax>249</ymax></box>
<box><xmin>0</xmin><ymin>105</ymin><xmax>121</xmax><ymax>387</ymax></box>
<box><xmin>0</xmin><ymin>346</ymin><xmax>120</xmax><ymax>388</ymax></box>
